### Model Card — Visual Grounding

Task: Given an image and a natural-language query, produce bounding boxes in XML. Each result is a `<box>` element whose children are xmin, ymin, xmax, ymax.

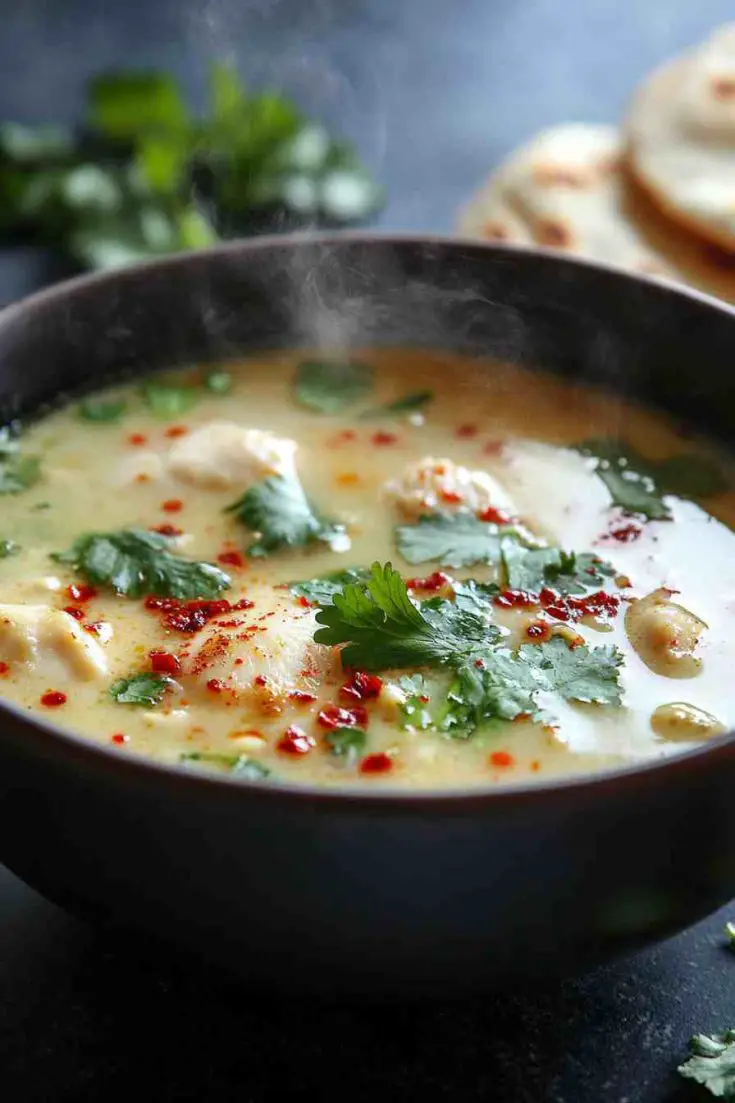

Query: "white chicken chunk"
<box><xmin>385</xmin><ymin>456</ymin><xmax>516</xmax><ymax>519</ymax></box>
<box><xmin>168</xmin><ymin>423</ymin><xmax>298</xmax><ymax>491</ymax></box>
<box><xmin>179</xmin><ymin>587</ymin><xmax>338</xmax><ymax>711</ymax></box>
<box><xmin>0</xmin><ymin>605</ymin><xmax>108</xmax><ymax>680</ymax></box>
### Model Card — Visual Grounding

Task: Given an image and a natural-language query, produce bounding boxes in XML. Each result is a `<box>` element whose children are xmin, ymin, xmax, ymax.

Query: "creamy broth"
<box><xmin>0</xmin><ymin>348</ymin><xmax>733</xmax><ymax>789</ymax></box>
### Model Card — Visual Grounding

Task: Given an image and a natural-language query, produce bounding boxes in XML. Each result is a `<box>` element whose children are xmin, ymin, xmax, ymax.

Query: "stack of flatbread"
<box><xmin>457</xmin><ymin>24</ymin><xmax>735</xmax><ymax>303</ymax></box>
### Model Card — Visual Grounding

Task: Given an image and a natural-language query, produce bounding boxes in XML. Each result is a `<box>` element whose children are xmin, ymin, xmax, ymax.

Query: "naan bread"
<box><xmin>457</xmin><ymin>122</ymin><xmax>735</xmax><ymax>303</ymax></box>
<box><xmin>625</xmin><ymin>24</ymin><xmax>735</xmax><ymax>252</ymax></box>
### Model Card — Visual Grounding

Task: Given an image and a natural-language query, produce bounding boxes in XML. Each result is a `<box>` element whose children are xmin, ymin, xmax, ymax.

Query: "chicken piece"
<box><xmin>168</xmin><ymin>423</ymin><xmax>297</xmax><ymax>491</ymax></box>
<box><xmin>0</xmin><ymin>605</ymin><xmax>108</xmax><ymax>680</ymax></box>
<box><xmin>385</xmin><ymin>456</ymin><xmax>516</xmax><ymax>520</ymax></box>
<box><xmin>179</xmin><ymin>587</ymin><xmax>339</xmax><ymax>711</ymax></box>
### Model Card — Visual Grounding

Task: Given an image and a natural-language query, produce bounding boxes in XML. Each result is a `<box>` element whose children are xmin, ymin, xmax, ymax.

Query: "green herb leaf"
<box><xmin>110</xmin><ymin>673</ymin><xmax>169</xmax><ymax>706</ymax></box>
<box><xmin>726</xmin><ymin>921</ymin><xmax>735</xmax><ymax>949</ymax></box>
<box><xmin>451</xmin><ymin>579</ymin><xmax>500</xmax><ymax>615</ymax></box>
<box><xmin>0</xmin><ymin>539</ymin><xmax>19</xmax><ymax>558</ymax></box>
<box><xmin>502</xmin><ymin>544</ymin><xmax>615</xmax><ymax>595</ymax></box>
<box><xmin>679</xmin><ymin>1030</ymin><xmax>735</xmax><ymax>1098</ymax></box>
<box><xmin>398</xmin><ymin>673</ymin><xmax>433</xmax><ymax>730</ymax></box>
<box><xmin>324</xmin><ymin>726</ymin><xmax>367</xmax><ymax>763</ymax></box>
<box><xmin>88</xmin><ymin>71</ymin><xmax>189</xmax><ymax>139</ymax></box>
<box><xmin>578</xmin><ymin>438</ymin><xmax>728</xmax><ymax>520</ymax></box>
<box><xmin>314</xmin><ymin>561</ymin><xmax>500</xmax><ymax>670</ymax></box>
<box><xmin>359</xmin><ymin>390</ymin><xmax>434</xmax><ymax>420</ymax></box>
<box><xmin>203</xmin><ymin>369</ymin><xmax>232</xmax><ymax>394</ymax></box>
<box><xmin>52</xmin><ymin>527</ymin><xmax>230</xmax><ymax>599</ymax></box>
<box><xmin>79</xmin><ymin>397</ymin><xmax>127</xmax><ymax>423</ymax></box>
<box><xmin>395</xmin><ymin>511</ymin><xmax>534</xmax><ymax>568</ymax></box>
<box><xmin>141</xmin><ymin>380</ymin><xmax>198</xmax><ymax>418</ymax></box>
<box><xmin>523</xmin><ymin>636</ymin><xmax>623</xmax><ymax>706</ymax></box>
<box><xmin>226</xmin><ymin>473</ymin><xmax>345</xmax><ymax>558</ymax></box>
<box><xmin>293</xmin><ymin>359</ymin><xmax>373</xmax><ymax>414</ymax></box>
<box><xmin>180</xmin><ymin>751</ymin><xmax>271</xmax><ymax>779</ymax></box>
<box><xmin>289</xmin><ymin>567</ymin><xmax>373</xmax><ymax>605</ymax></box>
<box><xmin>0</xmin><ymin>426</ymin><xmax>41</xmax><ymax>495</ymax></box>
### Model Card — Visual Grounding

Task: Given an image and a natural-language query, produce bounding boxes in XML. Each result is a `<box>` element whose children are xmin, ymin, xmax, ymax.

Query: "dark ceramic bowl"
<box><xmin>0</xmin><ymin>234</ymin><xmax>734</xmax><ymax>997</ymax></box>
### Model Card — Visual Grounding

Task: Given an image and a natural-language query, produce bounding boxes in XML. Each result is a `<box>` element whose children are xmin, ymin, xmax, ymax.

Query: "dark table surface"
<box><xmin>2</xmin><ymin>2</ymin><xmax>735</xmax><ymax>1100</ymax></box>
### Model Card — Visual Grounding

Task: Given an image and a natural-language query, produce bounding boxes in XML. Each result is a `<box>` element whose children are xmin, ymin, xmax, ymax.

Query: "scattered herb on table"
<box><xmin>110</xmin><ymin>673</ymin><xmax>169</xmax><ymax>706</ymax></box>
<box><xmin>726</xmin><ymin>920</ymin><xmax>735</xmax><ymax>949</ymax></box>
<box><xmin>293</xmin><ymin>359</ymin><xmax>374</xmax><ymax>414</ymax></box>
<box><xmin>52</xmin><ymin>527</ymin><xmax>231</xmax><ymax>598</ymax></box>
<box><xmin>359</xmin><ymin>390</ymin><xmax>434</xmax><ymax>420</ymax></box>
<box><xmin>679</xmin><ymin>1030</ymin><xmax>735</xmax><ymax>1098</ymax></box>
<box><xmin>0</xmin><ymin>62</ymin><xmax>382</xmax><ymax>272</ymax></box>
<box><xmin>226</xmin><ymin>473</ymin><xmax>346</xmax><ymax>557</ymax></box>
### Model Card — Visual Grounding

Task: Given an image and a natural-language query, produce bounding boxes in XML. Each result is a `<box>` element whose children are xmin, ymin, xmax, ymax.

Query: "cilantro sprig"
<box><xmin>110</xmin><ymin>673</ymin><xmax>169</xmax><ymax>706</ymax></box>
<box><xmin>679</xmin><ymin>1030</ymin><xmax>735</xmax><ymax>1098</ymax></box>
<box><xmin>289</xmin><ymin>567</ymin><xmax>373</xmax><ymax>605</ymax></box>
<box><xmin>227</xmin><ymin>473</ymin><xmax>346</xmax><ymax>557</ymax></box>
<box><xmin>52</xmin><ymin>527</ymin><xmax>230</xmax><ymax>599</ymax></box>
<box><xmin>502</xmin><ymin>544</ymin><xmax>615</xmax><ymax>595</ymax></box>
<box><xmin>395</xmin><ymin>512</ymin><xmax>535</xmax><ymax>568</ymax></box>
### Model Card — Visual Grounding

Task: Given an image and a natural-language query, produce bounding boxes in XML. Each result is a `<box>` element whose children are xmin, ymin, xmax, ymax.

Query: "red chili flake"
<box><xmin>331</xmin><ymin>429</ymin><xmax>356</xmax><ymax>446</ymax></box>
<box><xmin>84</xmin><ymin>621</ymin><xmax>105</xmax><ymax>636</ymax></box>
<box><xmin>164</xmin><ymin>425</ymin><xmax>188</xmax><ymax>439</ymax></box>
<box><xmin>539</xmin><ymin>588</ymin><xmax>557</xmax><ymax>607</ymax></box>
<box><xmin>288</xmin><ymin>690</ymin><xmax>317</xmax><ymax>704</ymax></box>
<box><xmin>456</xmin><ymin>423</ymin><xmax>478</xmax><ymax>438</ymax></box>
<box><xmin>67</xmin><ymin>583</ymin><xmax>97</xmax><ymax>603</ymax></box>
<box><xmin>483</xmin><ymin>440</ymin><xmax>504</xmax><ymax>456</ymax></box>
<box><xmin>162</xmin><ymin>499</ymin><xmax>183</xmax><ymax>513</ymax></box>
<box><xmin>406</xmin><ymin>571</ymin><xmax>451</xmax><ymax>593</ymax></box>
<box><xmin>149</xmin><ymin>650</ymin><xmax>181</xmax><ymax>676</ymax></box>
<box><xmin>0</xmin><ymin>662</ymin><xmax>8</xmax><ymax>675</ymax></box>
<box><xmin>41</xmin><ymin>690</ymin><xmax>66</xmax><ymax>708</ymax></box>
<box><xmin>151</xmin><ymin>523</ymin><xmax>184</xmax><ymax>537</ymax></box>
<box><xmin>63</xmin><ymin>605</ymin><xmax>85</xmax><ymax>620</ymax></box>
<box><xmin>111</xmin><ymin>733</ymin><xmax>128</xmax><ymax>745</ymax></box>
<box><xmin>542</xmin><ymin>590</ymin><xmax>621</xmax><ymax>624</ymax></box>
<box><xmin>128</xmin><ymin>433</ymin><xmax>147</xmax><ymax>446</ymax></box>
<box><xmin>297</xmin><ymin>595</ymin><xmax>313</xmax><ymax>608</ymax></box>
<box><xmin>478</xmin><ymin>505</ymin><xmax>513</xmax><ymax>525</ymax></box>
<box><xmin>474</xmin><ymin>658</ymin><xmax>485</xmax><ymax>669</ymax></box>
<box><xmin>144</xmin><ymin>595</ymin><xmax>253</xmax><ymax>634</ymax></box>
<box><xmin>605</xmin><ymin>521</ymin><xmax>642</xmax><ymax>544</ymax></box>
<box><xmin>372</xmin><ymin>431</ymin><xmax>397</xmax><ymax>446</ymax></box>
<box><xmin>135</xmin><ymin>474</ymin><xmax>150</xmax><ymax>484</ymax></box>
<box><xmin>317</xmin><ymin>704</ymin><xmax>369</xmax><ymax>729</ymax></box>
<box><xmin>360</xmin><ymin>753</ymin><xmax>393</xmax><ymax>775</ymax></box>
<box><xmin>277</xmin><ymin>726</ymin><xmax>316</xmax><ymax>756</ymax></box>
<box><xmin>494</xmin><ymin>589</ymin><xmax>539</xmax><ymax>609</ymax></box>
<box><xmin>530</xmin><ymin>759</ymin><xmax>541</xmax><ymax>772</ymax></box>
<box><xmin>254</xmin><ymin>674</ymin><xmax>267</xmax><ymax>687</ymax></box>
<box><xmin>490</xmin><ymin>750</ymin><xmax>515</xmax><ymax>768</ymax></box>
<box><xmin>340</xmin><ymin>671</ymin><xmax>383</xmax><ymax>701</ymax></box>
<box><xmin>217</xmin><ymin>549</ymin><xmax>245</xmax><ymax>568</ymax></box>
<box><xmin>207</xmin><ymin>678</ymin><xmax>225</xmax><ymax>693</ymax></box>
<box><xmin>440</xmin><ymin>489</ymin><xmax>464</xmax><ymax>504</ymax></box>
<box><xmin>525</xmin><ymin>620</ymin><xmax>552</xmax><ymax>642</ymax></box>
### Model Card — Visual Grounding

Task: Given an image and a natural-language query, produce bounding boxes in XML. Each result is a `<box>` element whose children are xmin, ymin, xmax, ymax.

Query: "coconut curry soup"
<box><xmin>0</xmin><ymin>348</ymin><xmax>733</xmax><ymax>789</ymax></box>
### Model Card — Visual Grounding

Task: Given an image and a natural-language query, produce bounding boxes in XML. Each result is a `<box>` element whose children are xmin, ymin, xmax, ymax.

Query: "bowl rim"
<box><xmin>1</xmin><ymin>229</ymin><xmax>734</xmax><ymax>810</ymax></box>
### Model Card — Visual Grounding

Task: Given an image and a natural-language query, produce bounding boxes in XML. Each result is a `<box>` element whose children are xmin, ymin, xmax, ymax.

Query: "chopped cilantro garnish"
<box><xmin>679</xmin><ymin>1030</ymin><xmax>735</xmax><ymax>1098</ymax></box>
<box><xmin>79</xmin><ymin>397</ymin><xmax>127</xmax><ymax>423</ymax></box>
<box><xmin>52</xmin><ymin>527</ymin><xmax>230</xmax><ymax>599</ymax></box>
<box><xmin>398</xmin><ymin>673</ymin><xmax>433</xmax><ymax>730</ymax></box>
<box><xmin>203</xmin><ymin>369</ymin><xmax>232</xmax><ymax>394</ymax></box>
<box><xmin>324</xmin><ymin>726</ymin><xmax>367</xmax><ymax>763</ymax></box>
<box><xmin>502</xmin><ymin>544</ymin><xmax>615</xmax><ymax>595</ymax></box>
<box><xmin>141</xmin><ymin>380</ymin><xmax>198</xmax><ymax>418</ymax></box>
<box><xmin>314</xmin><ymin>561</ymin><xmax>500</xmax><ymax>671</ymax></box>
<box><xmin>180</xmin><ymin>752</ymin><xmax>271</xmax><ymax>779</ymax></box>
<box><xmin>226</xmin><ymin>473</ymin><xmax>346</xmax><ymax>557</ymax></box>
<box><xmin>578</xmin><ymin>438</ymin><xmax>728</xmax><ymax>520</ymax></box>
<box><xmin>0</xmin><ymin>426</ymin><xmax>40</xmax><ymax>494</ymax></box>
<box><xmin>289</xmin><ymin>566</ymin><xmax>373</xmax><ymax>605</ymax></box>
<box><xmin>359</xmin><ymin>390</ymin><xmax>434</xmax><ymax>420</ymax></box>
<box><xmin>395</xmin><ymin>511</ymin><xmax>535</xmax><ymax>568</ymax></box>
<box><xmin>726</xmin><ymin>921</ymin><xmax>735</xmax><ymax>949</ymax></box>
<box><xmin>0</xmin><ymin>539</ymin><xmax>20</xmax><ymax>558</ymax></box>
<box><xmin>110</xmin><ymin>673</ymin><xmax>169</xmax><ymax>706</ymax></box>
<box><xmin>293</xmin><ymin>359</ymin><xmax>373</xmax><ymax>414</ymax></box>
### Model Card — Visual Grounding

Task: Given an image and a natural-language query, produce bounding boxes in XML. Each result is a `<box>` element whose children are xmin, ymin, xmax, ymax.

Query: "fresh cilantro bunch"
<box><xmin>0</xmin><ymin>63</ymin><xmax>382</xmax><ymax>271</ymax></box>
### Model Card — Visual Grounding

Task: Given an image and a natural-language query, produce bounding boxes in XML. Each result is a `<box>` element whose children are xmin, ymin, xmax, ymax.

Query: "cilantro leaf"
<box><xmin>396</xmin><ymin>512</ymin><xmax>534</xmax><ymax>568</ymax></box>
<box><xmin>523</xmin><ymin>636</ymin><xmax>623</xmax><ymax>706</ymax></box>
<box><xmin>314</xmin><ymin>561</ymin><xmax>500</xmax><ymax>670</ymax></box>
<box><xmin>226</xmin><ymin>473</ymin><xmax>346</xmax><ymax>557</ymax></box>
<box><xmin>293</xmin><ymin>359</ymin><xmax>373</xmax><ymax>414</ymax></box>
<box><xmin>110</xmin><ymin>673</ymin><xmax>168</xmax><ymax>706</ymax></box>
<box><xmin>502</xmin><ymin>544</ymin><xmax>615</xmax><ymax>595</ymax></box>
<box><xmin>0</xmin><ymin>426</ymin><xmax>41</xmax><ymax>494</ymax></box>
<box><xmin>203</xmin><ymin>369</ymin><xmax>232</xmax><ymax>394</ymax></box>
<box><xmin>0</xmin><ymin>539</ymin><xmax>19</xmax><ymax>558</ymax></box>
<box><xmin>398</xmin><ymin>673</ymin><xmax>433</xmax><ymax>730</ymax></box>
<box><xmin>141</xmin><ymin>380</ymin><xmax>198</xmax><ymax>418</ymax></box>
<box><xmin>79</xmin><ymin>397</ymin><xmax>127</xmax><ymax>423</ymax></box>
<box><xmin>726</xmin><ymin>921</ymin><xmax>735</xmax><ymax>949</ymax></box>
<box><xmin>679</xmin><ymin>1030</ymin><xmax>735</xmax><ymax>1098</ymax></box>
<box><xmin>451</xmin><ymin>579</ymin><xmax>500</xmax><ymax>615</ymax></box>
<box><xmin>578</xmin><ymin>438</ymin><xmax>728</xmax><ymax>520</ymax></box>
<box><xmin>289</xmin><ymin>566</ymin><xmax>373</xmax><ymax>605</ymax></box>
<box><xmin>52</xmin><ymin>527</ymin><xmax>230</xmax><ymax>599</ymax></box>
<box><xmin>180</xmin><ymin>751</ymin><xmax>271</xmax><ymax>779</ymax></box>
<box><xmin>324</xmin><ymin>726</ymin><xmax>367</xmax><ymax>763</ymax></box>
<box><xmin>359</xmin><ymin>390</ymin><xmax>434</xmax><ymax>420</ymax></box>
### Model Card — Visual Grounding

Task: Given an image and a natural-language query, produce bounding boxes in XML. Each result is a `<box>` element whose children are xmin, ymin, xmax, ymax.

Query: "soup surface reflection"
<box><xmin>0</xmin><ymin>349</ymin><xmax>733</xmax><ymax>788</ymax></box>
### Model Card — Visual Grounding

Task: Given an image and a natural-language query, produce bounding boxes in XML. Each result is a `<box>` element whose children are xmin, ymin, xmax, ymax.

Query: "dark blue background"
<box><xmin>1</xmin><ymin>3</ymin><xmax>734</xmax><ymax>1099</ymax></box>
